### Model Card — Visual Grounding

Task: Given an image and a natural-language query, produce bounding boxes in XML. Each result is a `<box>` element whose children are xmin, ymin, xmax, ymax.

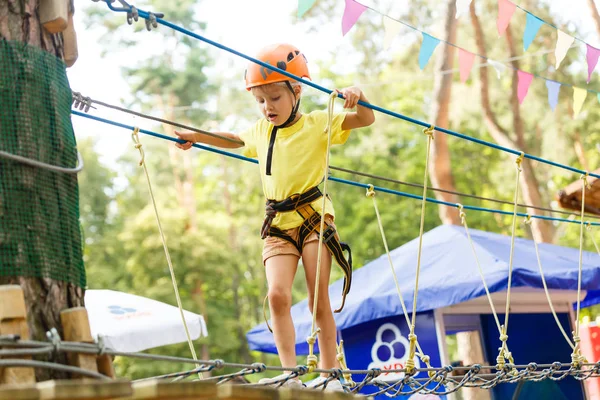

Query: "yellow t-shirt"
<box><xmin>239</xmin><ymin>110</ymin><xmax>350</xmax><ymax>230</ymax></box>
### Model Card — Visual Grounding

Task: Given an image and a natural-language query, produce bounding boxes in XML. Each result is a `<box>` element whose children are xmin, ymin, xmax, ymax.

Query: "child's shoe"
<box><xmin>306</xmin><ymin>376</ymin><xmax>345</xmax><ymax>392</ymax></box>
<box><xmin>258</xmin><ymin>373</ymin><xmax>303</xmax><ymax>388</ymax></box>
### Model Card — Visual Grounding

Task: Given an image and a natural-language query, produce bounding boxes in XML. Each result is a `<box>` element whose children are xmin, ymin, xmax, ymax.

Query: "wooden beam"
<box><xmin>217</xmin><ymin>384</ymin><xmax>279</xmax><ymax>400</ymax></box>
<box><xmin>129</xmin><ymin>380</ymin><xmax>218</xmax><ymax>399</ymax></box>
<box><xmin>0</xmin><ymin>384</ymin><xmax>40</xmax><ymax>400</ymax></box>
<box><xmin>39</xmin><ymin>0</ymin><xmax>69</xmax><ymax>34</ymax></box>
<box><xmin>36</xmin><ymin>379</ymin><xmax>132</xmax><ymax>399</ymax></box>
<box><xmin>0</xmin><ymin>285</ymin><xmax>36</xmax><ymax>384</ymax></box>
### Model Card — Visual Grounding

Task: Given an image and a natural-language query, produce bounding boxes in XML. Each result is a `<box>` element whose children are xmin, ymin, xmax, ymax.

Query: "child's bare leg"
<box><xmin>265</xmin><ymin>254</ymin><xmax>299</xmax><ymax>370</ymax></box>
<box><xmin>302</xmin><ymin>241</ymin><xmax>339</xmax><ymax>376</ymax></box>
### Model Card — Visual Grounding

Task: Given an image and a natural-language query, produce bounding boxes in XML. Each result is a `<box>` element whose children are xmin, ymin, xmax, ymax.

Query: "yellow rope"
<box><xmin>524</xmin><ymin>215</ymin><xmax>574</xmax><ymax>350</ymax></box>
<box><xmin>573</xmin><ymin>173</ymin><xmax>590</xmax><ymax>367</ymax></box>
<box><xmin>367</xmin><ymin>185</ymin><xmax>433</xmax><ymax>375</ymax></box>
<box><xmin>131</xmin><ymin>128</ymin><xmax>202</xmax><ymax>377</ymax></box>
<box><xmin>406</xmin><ymin>125</ymin><xmax>435</xmax><ymax>375</ymax></box>
<box><xmin>306</xmin><ymin>91</ymin><xmax>337</xmax><ymax>372</ymax></box>
<box><xmin>497</xmin><ymin>152</ymin><xmax>524</xmax><ymax>370</ymax></box>
<box><xmin>336</xmin><ymin>340</ymin><xmax>355</xmax><ymax>386</ymax></box>
<box><xmin>586</xmin><ymin>222</ymin><xmax>600</xmax><ymax>256</ymax></box>
<box><xmin>457</xmin><ymin>204</ymin><xmax>502</xmax><ymax>333</ymax></box>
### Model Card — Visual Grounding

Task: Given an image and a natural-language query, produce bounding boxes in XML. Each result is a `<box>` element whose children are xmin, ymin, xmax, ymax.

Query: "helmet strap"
<box><xmin>276</xmin><ymin>81</ymin><xmax>301</xmax><ymax>128</ymax></box>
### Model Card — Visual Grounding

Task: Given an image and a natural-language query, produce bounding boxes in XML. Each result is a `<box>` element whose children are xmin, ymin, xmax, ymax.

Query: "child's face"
<box><xmin>252</xmin><ymin>84</ymin><xmax>298</xmax><ymax>126</ymax></box>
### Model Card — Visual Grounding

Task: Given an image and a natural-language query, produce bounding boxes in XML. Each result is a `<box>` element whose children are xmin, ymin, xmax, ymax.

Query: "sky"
<box><xmin>67</xmin><ymin>0</ymin><xmax>600</xmax><ymax>169</ymax></box>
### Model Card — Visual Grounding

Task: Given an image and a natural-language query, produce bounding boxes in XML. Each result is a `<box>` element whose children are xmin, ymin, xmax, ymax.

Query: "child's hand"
<box><xmin>335</xmin><ymin>86</ymin><xmax>362</xmax><ymax>109</ymax></box>
<box><xmin>174</xmin><ymin>131</ymin><xmax>196</xmax><ymax>150</ymax></box>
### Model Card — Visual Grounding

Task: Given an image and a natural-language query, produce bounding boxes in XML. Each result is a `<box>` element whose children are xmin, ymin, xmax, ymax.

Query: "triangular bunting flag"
<box><xmin>586</xmin><ymin>44</ymin><xmax>600</xmax><ymax>83</ymax></box>
<box><xmin>497</xmin><ymin>0</ymin><xmax>517</xmax><ymax>36</ymax></box>
<box><xmin>419</xmin><ymin>33</ymin><xmax>440</xmax><ymax>70</ymax></box>
<box><xmin>545</xmin><ymin>80</ymin><xmax>560</xmax><ymax>111</ymax></box>
<box><xmin>573</xmin><ymin>87</ymin><xmax>588</xmax><ymax>118</ymax></box>
<box><xmin>455</xmin><ymin>0</ymin><xmax>473</xmax><ymax>18</ymax></box>
<box><xmin>458</xmin><ymin>49</ymin><xmax>476</xmax><ymax>82</ymax></box>
<box><xmin>523</xmin><ymin>13</ymin><xmax>544</xmax><ymax>51</ymax></box>
<box><xmin>517</xmin><ymin>70</ymin><xmax>534</xmax><ymax>104</ymax></box>
<box><xmin>342</xmin><ymin>0</ymin><xmax>367</xmax><ymax>36</ymax></box>
<box><xmin>297</xmin><ymin>0</ymin><xmax>317</xmax><ymax>18</ymax></box>
<box><xmin>555</xmin><ymin>30</ymin><xmax>574</xmax><ymax>69</ymax></box>
<box><xmin>383</xmin><ymin>16</ymin><xmax>401</xmax><ymax>49</ymax></box>
<box><xmin>488</xmin><ymin>59</ymin><xmax>507</xmax><ymax>79</ymax></box>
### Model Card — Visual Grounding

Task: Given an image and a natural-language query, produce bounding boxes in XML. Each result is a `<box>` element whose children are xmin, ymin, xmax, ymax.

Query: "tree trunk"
<box><xmin>587</xmin><ymin>0</ymin><xmax>600</xmax><ymax>36</ymax></box>
<box><xmin>0</xmin><ymin>0</ymin><xmax>84</xmax><ymax>381</ymax></box>
<box><xmin>428</xmin><ymin>0</ymin><xmax>461</xmax><ymax>225</ymax></box>
<box><xmin>470</xmin><ymin>2</ymin><xmax>555</xmax><ymax>243</ymax></box>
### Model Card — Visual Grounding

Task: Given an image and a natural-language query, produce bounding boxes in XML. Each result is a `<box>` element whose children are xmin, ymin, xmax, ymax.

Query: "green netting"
<box><xmin>0</xmin><ymin>40</ymin><xmax>85</xmax><ymax>288</ymax></box>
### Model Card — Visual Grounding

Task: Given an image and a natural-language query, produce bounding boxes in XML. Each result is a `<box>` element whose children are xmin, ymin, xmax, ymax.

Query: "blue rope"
<box><xmin>71</xmin><ymin>110</ymin><xmax>600</xmax><ymax>227</ymax></box>
<box><xmin>99</xmin><ymin>0</ymin><xmax>600</xmax><ymax>180</ymax></box>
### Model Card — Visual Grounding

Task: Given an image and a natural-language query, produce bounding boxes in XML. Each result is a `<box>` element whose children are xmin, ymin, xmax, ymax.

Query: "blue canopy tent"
<box><xmin>247</xmin><ymin>224</ymin><xmax>600</xmax><ymax>354</ymax></box>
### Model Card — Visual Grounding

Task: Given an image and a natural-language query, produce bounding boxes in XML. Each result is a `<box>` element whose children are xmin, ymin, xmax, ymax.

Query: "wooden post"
<box><xmin>36</xmin><ymin>380</ymin><xmax>132</xmax><ymax>399</ymax></box>
<box><xmin>96</xmin><ymin>354</ymin><xmax>116</xmax><ymax>379</ymax></box>
<box><xmin>129</xmin><ymin>380</ymin><xmax>218</xmax><ymax>399</ymax></box>
<box><xmin>0</xmin><ymin>384</ymin><xmax>40</xmax><ymax>400</ymax></box>
<box><xmin>39</xmin><ymin>0</ymin><xmax>69</xmax><ymax>33</ymax></box>
<box><xmin>59</xmin><ymin>307</ymin><xmax>99</xmax><ymax>378</ymax></box>
<box><xmin>63</xmin><ymin>13</ymin><xmax>78</xmax><ymax>68</ymax></box>
<box><xmin>0</xmin><ymin>285</ymin><xmax>36</xmax><ymax>384</ymax></box>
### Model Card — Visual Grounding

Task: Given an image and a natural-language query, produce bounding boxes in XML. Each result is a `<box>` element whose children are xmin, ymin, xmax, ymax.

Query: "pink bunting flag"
<box><xmin>517</xmin><ymin>70</ymin><xmax>534</xmax><ymax>104</ymax></box>
<box><xmin>458</xmin><ymin>49</ymin><xmax>476</xmax><ymax>82</ymax></box>
<box><xmin>497</xmin><ymin>0</ymin><xmax>517</xmax><ymax>37</ymax></box>
<box><xmin>586</xmin><ymin>44</ymin><xmax>600</xmax><ymax>83</ymax></box>
<box><xmin>342</xmin><ymin>0</ymin><xmax>367</xmax><ymax>36</ymax></box>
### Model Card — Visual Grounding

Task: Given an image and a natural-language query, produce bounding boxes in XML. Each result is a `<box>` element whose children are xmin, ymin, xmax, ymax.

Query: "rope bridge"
<box><xmin>70</xmin><ymin>1</ymin><xmax>600</xmax><ymax>395</ymax></box>
<box><xmin>1</xmin><ymin>333</ymin><xmax>600</xmax><ymax>396</ymax></box>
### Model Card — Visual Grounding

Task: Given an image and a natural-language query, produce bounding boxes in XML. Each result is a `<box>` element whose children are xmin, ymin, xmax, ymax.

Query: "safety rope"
<box><xmin>130</xmin><ymin>128</ymin><xmax>202</xmax><ymax>377</ymax></box>
<box><xmin>306</xmin><ymin>91</ymin><xmax>338</xmax><ymax>372</ymax></box>
<box><xmin>497</xmin><ymin>152</ymin><xmax>524</xmax><ymax>370</ymax></box>
<box><xmin>456</xmin><ymin>204</ymin><xmax>502</xmax><ymax>334</ymax></box>
<box><xmin>572</xmin><ymin>173</ymin><xmax>591</xmax><ymax>367</ymax></box>
<box><xmin>586</xmin><ymin>222</ymin><xmax>600</xmax><ymax>256</ymax></box>
<box><xmin>367</xmin><ymin>185</ymin><xmax>433</xmax><ymax>374</ymax></box>
<box><xmin>523</xmin><ymin>215</ymin><xmax>574</xmax><ymax>350</ymax></box>
<box><xmin>406</xmin><ymin>125</ymin><xmax>435</xmax><ymax>375</ymax></box>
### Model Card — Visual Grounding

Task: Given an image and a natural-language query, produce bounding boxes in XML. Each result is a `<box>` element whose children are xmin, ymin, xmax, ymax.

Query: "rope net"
<box><xmin>0</xmin><ymin>40</ymin><xmax>85</xmax><ymax>287</ymax></box>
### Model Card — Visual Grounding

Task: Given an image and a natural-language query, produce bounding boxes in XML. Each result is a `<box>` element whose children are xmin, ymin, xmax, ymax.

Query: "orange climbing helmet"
<box><xmin>244</xmin><ymin>43</ymin><xmax>310</xmax><ymax>90</ymax></box>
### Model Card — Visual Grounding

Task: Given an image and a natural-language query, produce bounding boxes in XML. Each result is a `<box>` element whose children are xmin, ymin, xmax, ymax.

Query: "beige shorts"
<box><xmin>262</xmin><ymin>214</ymin><xmax>336</xmax><ymax>264</ymax></box>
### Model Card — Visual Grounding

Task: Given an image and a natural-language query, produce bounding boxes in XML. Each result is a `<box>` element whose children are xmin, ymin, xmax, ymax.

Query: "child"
<box><xmin>175</xmin><ymin>43</ymin><xmax>374</xmax><ymax>389</ymax></box>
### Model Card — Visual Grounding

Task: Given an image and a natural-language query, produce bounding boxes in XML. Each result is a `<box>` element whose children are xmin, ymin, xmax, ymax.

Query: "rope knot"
<box><xmin>366</xmin><ymin>184</ymin><xmax>376</xmax><ymax>198</ymax></box>
<box><xmin>423</xmin><ymin>125</ymin><xmax>435</xmax><ymax>139</ymax></box>
<box><xmin>306</xmin><ymin>355</ymin><xmax>318</xmax><ymax>372</ymax></box>
<box><xmin>131</xmin><ymin>127</ymin><xmax>145</xmax><ymax>166</ymax></box>
<box><xmin>499</xmin><ymin>333</ymin><xmax>508</xmax><ymax>342</ymax></box>
<box><xmin>212</xmin><ymin>359</ymin><xmax>224</xmax><ymax>369</ymax></box>
<box><xmin>581</xmin><ymin>172</ymin><xmax>591</xmax><ymax>189</ymax></box>
<box><xmin>515</xmin><ymin>152</ymin><xmax>524</xmax><ymax>171</ymax></box>
<box><xmin>456</xmin><ymin>203</ymin><xmax>466</xmax><ymax>223</ymax></box>
<box><xmin>251</xmin><ymin>363</ymin><xmax>266</xmax><ymax>373</ymax></box>
<box><xmin>586</xmin><ymin>221</ymin><xmax>593</xmax><ymax>231</ymax></box>
<box><xmin>420</xmin><ymin>355</ymin><xmax>430</xmax><ymax>365</ymax></box>
<box><xmin>523</xmin><ymin>214</ymin><xmax>532</xmax><ymax>225</ymax></box>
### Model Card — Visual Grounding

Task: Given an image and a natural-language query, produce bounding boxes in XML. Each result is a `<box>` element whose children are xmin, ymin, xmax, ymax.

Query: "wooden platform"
<box><xmin>558</xmin><ymin>168</ymin><xmax>600</xmax><ymax>215</ymax></box>
<box><xmin>0</xmin><ymin>379</ymin><xmax>366</xmax><ymax>399</ymax></box>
